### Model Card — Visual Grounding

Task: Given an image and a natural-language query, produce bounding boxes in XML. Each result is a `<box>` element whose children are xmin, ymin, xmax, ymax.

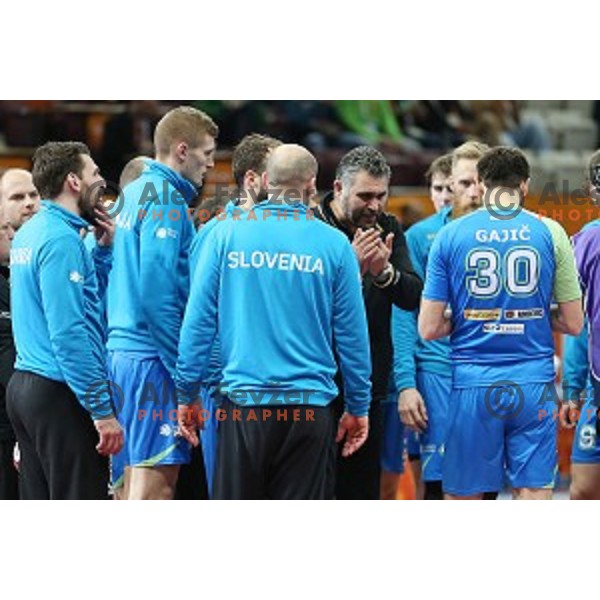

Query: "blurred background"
<box><xmin>0</xmin><ymin>99</ymin><xmax>598</xmax><ymax>236</ymax></box>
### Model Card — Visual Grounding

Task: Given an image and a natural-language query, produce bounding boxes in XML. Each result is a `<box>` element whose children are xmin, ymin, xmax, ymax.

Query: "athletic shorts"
<box><xmin>443</xmin><ymin>382</ymin><xmax>558</xmax><ymax>496</ymax></box>
<box><xmin>381</xmin><ymin>397</ymin><xmax>405</xmax><ymax>474</ymax></box>
<box><xmin>417</xmin><ymin>371</ymin><xmax>451</xmax><ymax>482</ymax></box>
<box><xmin>108</xmin><ymin>351</ymin><xmax>191</xmax><ymax>476</ymax></box>
<box><xmin>572</xmin><ymin>381</ymin><xmax>600</xmax><ymax>464</ymax></box>
<box><xmin>199</xmin><ymin>384</ymin><xmax>222</xmax><ymax>497</ymax></box>
<box><xmin>406</xmin><ymin>429</ymin><xmax>420</xmax><ymax>460</ymax></box>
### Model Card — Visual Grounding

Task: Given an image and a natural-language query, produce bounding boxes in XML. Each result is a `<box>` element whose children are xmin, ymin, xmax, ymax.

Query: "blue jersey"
<box><xmin>106</xmin><ymin>160</ymin><xmax>198</xmax><ymax>378</ymax></box>
<box><xmin>393</xmin><ymin>207</ymin><xmax>452</xmax><ymax>393</ymax></box>
<box><xmin>10</xmin><ymin>201</ymin><xmax>113</xmax><ymax>418</ymax></box>
<box><xmin>424</xmin><ymin>208</ymin><xmax>581</xmax><ymax>387</ymax></box>
<box><xmin>188</xmin><ymin>200</ymin><xmax>239</xmax><ymax>385</ymax></box>
<box><xmin>176</xmin><ymin>201</ymin><xmax>372</xmax><ymax>416</ymax></box>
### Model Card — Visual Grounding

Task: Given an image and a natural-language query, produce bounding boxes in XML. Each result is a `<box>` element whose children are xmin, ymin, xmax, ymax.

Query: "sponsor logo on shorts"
<box><xmin>159</xmin><ymin>424</ymin><xmax>173</xmax><ymax>437</ymax></box>
<box><xmin>464</xmin><ymin>309</ymin><xmax>502</xmax><ymax>321</ymax></box>
<box><xmin>482</xmin><ymin>323</ymin><xmax>525</xmax><ymax>335</ymax></box>
<box><xmin>504</xmin><ymin>308</ymin><xmax>544</xmax><ymax>320</ymax></box>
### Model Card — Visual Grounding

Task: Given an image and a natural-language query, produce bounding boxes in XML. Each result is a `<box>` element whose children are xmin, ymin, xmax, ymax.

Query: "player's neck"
<box><xmin>53</xmin><ymin>192</ymin><xmax>82</xmax><ymax>219</ymax></box>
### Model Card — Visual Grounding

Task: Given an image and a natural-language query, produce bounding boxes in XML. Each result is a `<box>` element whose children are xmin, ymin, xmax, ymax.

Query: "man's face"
<box><xmin>1</xmin><ymin>171</ymin><xmax>40</xmax><ymax>230</ymax></box>
<box><xmin>0</xmin><ymin>214</ymin><xmax>15</xmax><ymax>265</ymax></box>
<box><xmin>181</xmin><ymin>135</ymin><xmax>216</xmax><ymax>189</ymax></box>
<box><xmin>337</xmin><ymin>170</ymin><xmax>389</xmax><ymax>229</ymax></box>
<box><xmin>451</xmin><ymin>158</ymin><xmax>482</xmax><ymax>218</ymax></box>
<box><xmin>430</xmin><ymin>172</ymin><xmax>454</xmax><ymax>212</ymax></box>
<box><xmin>77</xmin><ymin>154</ymin><xmax>106</xmax><ymax>224</ymax></box>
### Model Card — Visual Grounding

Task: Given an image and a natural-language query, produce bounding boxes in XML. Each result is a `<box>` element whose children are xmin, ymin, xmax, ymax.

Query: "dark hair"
<box><xmin>232</xmin><ymin>133</ymin><xmax>282</xmax><ymax>187</ymax></box>
<box><xmin>32</xmin><ymin>141</ymin><xmax>90</xmax><ymax>199</ymax></box>
<box><xmin>425</xmin><ymin>153</ymin><xmax>452</xmax><ymax>184</ymax></box>
<box><xmin>477</xmin><ymin>146</ymin><xmax>530</xmax><ymax>189</ymax></box>
<box><xmin>584</xmin><ymin>149</ymin><xmax>600</xmax><ymax>195</ymax></box>
<box><xmin>336</xmin><ymin>145</ymin><xmax>391</xmax><ymax>186</ymax></box>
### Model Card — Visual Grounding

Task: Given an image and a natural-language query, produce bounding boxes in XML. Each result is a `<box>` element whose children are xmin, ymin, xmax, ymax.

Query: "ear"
<box><xmin>333</xmin><ymin>178</ymin><xmax>343</xmax><ymax>200</ymax></box>
<box><xmin>520</xmin><ymin>178</ymin><xmax>530</xmax><ymax>199</ymax></box>
<box><xmin>306</xmin><ymin>177</ymin><xmax>317</xmax><ymax>201</ymax></box>
<box><xmin>261</xmin><ymin>170</ymin><xmax>269</xmax><ymax>190</ymax></box>
<box><xmin>174</xmin><ymin>141</ymin><xmax>188</xmax><ymax>163</ymax></box>
<box><xmin>66</xmin><ymin>172</ymin><xmax>81</xmax><ymax>194</ymax></box>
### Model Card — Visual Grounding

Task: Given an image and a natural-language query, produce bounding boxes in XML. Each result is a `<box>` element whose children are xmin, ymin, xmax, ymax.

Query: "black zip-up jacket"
<box><xmin>0</xmin><ymin>266</ymin><xmax>15</xmax><ymax>441</ymax></box>
<box><xmin>317</xmin><ymin>193</ymin><xmax>423</xmax><ymax>401</ymax></box>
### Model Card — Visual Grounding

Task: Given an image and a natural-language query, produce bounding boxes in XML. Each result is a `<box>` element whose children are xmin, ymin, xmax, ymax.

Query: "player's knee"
<box><xmin>514</xmin><ymin>488</ymin><xmax>552</xmax><ymax>500</ymax></box>
<box><xmin>570</xmin><ymin>482</ymin><xmax>600</xmax><ymax>500</ymax></box>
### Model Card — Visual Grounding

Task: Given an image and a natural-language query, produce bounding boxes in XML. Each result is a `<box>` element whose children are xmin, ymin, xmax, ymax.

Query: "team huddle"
<box><xmin>1</xmin><ymin>104</ymin><xmax>599</xmax><ymax>500</ymax></box>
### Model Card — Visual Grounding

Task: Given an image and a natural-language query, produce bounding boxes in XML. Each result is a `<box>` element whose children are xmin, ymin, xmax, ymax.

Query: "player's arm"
<box><xmin>380</xmin><ymin>217</ymin><xmax>423</xmax><ymax>310</ymax></box>
<box><xmin>392</xmin><ymin>228</ymin><xmax>428</xmax><ymax>430</ymax></box>
<box><xmin>543</xmin><ymin>217</ymin><xmax>583</xmax><ymax>336</ymax></box>
<box><xmin>90</xmin><ymin>243</ymin><xmax>113</xmax><ymax>301</ymax></box>
<box><xmin>139</xmin><ymin>201</ymin><xmax>188</xmax><ymax>378</ymax></box>
<box><xmin>552</xmin><ymin>300</ymin><xmax>584</xmax><ymax>336</ymax></box>
<box><xmin>562</xmin><ymin>320</ymin><xmax>590</xmax><ymax>402</ymax></box>
<box><xmin>418</xmin><ymin>229</ymin><xmax>451</xmax><ymax>341</ymax></box>
<box><xmin>38</xmin><ymin>235</ymin><xmax>121</xmax><ymax>452</ymax></box>
<box><xmin>175</xmin><ymin>236</ymin><xmax>221</xmax><ymax>402</ymax></box>
<box><xmin>332</xmin><ymin>242</ymin><xmax>372</xmax><ymax>457</ymax></box>
<box><xmin>419</xmin><ymin>299</ymin><xmax>451</xmax><ymax>341</ymax></box>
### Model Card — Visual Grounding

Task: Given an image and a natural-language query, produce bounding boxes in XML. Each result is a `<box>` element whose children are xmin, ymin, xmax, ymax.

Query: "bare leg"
<box><xmin>380</xmin><ymin>471</ymin><xmax>401</xmax><ymax>500</ymax></box>
<box><xmin>570</xmin><ymin>464</ymin><xmax>600</xmax><ymax>500</ymax></box>
<box><xmin>128</xmin><ymin>465</ymin><xmax>180</xmax><ymax>500</ymax></box>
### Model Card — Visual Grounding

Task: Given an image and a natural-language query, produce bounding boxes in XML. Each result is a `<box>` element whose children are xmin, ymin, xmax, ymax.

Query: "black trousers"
<box><xmin>213</xmin><ymin>399</ymin><xmax>336</xmax><ymax>500</ymax></box>
<box><xmin>174</xmin><ymin>444</ymin><xmax>209</xmax><ymax>500</ymax></box>
<box><xmin>333</xmin><ymin>396</ymin><xmax>383</xmax><ymax>500</ymax></box>
<box><xmin>6</xmin><ymin>371</ymin><xmax>109</xmax><ymax>500</ymax></box>
<box><xmin>0</xmin><ymin>438</ymin><xmax>19</xmax><ymax>500</ymax></box>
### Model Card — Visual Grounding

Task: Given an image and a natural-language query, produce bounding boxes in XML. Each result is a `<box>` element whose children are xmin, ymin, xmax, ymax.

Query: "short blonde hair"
<box><xmin>154</xmin><ymin>106</ymin><xmax>218</xmax><ymax>157</ymax></box>
<box><xmin>451</xmin><ymin>141</ymin><xmax>490</xmax><ymax>169</ymax></box>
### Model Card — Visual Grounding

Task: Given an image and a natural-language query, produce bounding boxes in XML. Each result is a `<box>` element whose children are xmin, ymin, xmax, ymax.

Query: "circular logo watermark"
<box><xmin>483</xmin><ymin>186</ymin><xmax>524</xmax><ymax>220</ymax></box>
<box><xmin>484</xmin><ymin>380</ymin><xmax>524</xmax><ymax>420</ymax></box>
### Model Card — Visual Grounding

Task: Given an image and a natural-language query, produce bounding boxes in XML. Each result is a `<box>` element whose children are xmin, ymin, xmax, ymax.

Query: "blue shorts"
<box><xmin>382</xmin><ymin>397</ymin><xmax>405</xmax><ymax>474</ymax></box>
<box><xmin>200</xmin><ymin>384</ymin><xmax>222</xmax><ymax>496</ymax></box>
<box><xmin>406</xmin><ymin>429</ymin><xmax>420</xmax><ymax>459</ymax></box>
<box><xmin>443</xmin><ymin>382</ymin><xmax>558</xmax><ymax>496</ymax></box>
<box><xmin>108</xmin><ymin>351</ymin><xmax>191</xmax><ymax>474</ymax></box>
<box><xmin>572</xmin><ymin>383</ymin><xmax>600</xmax><ymax>464</ymax></box>
<box><xmin>417</xmin><ymin>371</ymin><xmax>451</xmax><ymax>482</ymax></box>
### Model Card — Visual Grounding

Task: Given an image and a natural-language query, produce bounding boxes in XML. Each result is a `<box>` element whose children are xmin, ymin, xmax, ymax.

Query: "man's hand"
<box><xmin>559</xmin><ymin>399</ymin><xmax>581</xmax><ymax>429</ymax></box>
<box><xmin>398</xmin><ymin>388</ymin><xmax>428</xmax><ymax>433</ymax></box>
<box><xmin>365</xmin><ymin>233</ymin><xmax>394</xmax><ymax>278</ymax></box>
<box><xmin>336</xmin><ymin>412</ymin><xmax>369</xmax><ymax>457</ymax></box>
<box><xmin>352</xmin><ymin>228</ymin><xmax>382</xmax><ymax>276</ymax></box>
<box><xmin>94</xmin><ymin>204</ymin><xmax>116</xmax><ymax>247</ymax></box>
<box><xmin>177</xmin><ymin>403</ymin><xmax>203</xmax><ymax>447</ymax></box>
<box><xmin>94</xmin><ymin>416</ymin><xmax>124</xmax><ymax>456</ymax></box>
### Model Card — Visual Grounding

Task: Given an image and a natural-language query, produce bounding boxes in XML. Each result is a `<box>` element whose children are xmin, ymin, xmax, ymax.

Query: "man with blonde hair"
<box><xmin>107</xmin><ymin>106</ymin><xmax>218</xmax><ymax>500</ymax></box>
<box><xmin>395</xmin><ymin>143</ymin><xmax>490</xmax><ymax>500</ymax></box>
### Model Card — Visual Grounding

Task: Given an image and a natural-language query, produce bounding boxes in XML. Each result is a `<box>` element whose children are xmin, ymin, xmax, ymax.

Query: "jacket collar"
<box><xmin>146</xmin><ymin>160</ymin><xmax>198</xmax><ymax>205</ymax></box>
<box><xmin>41</xmin><ymin>200</ymin><xmax>88</xmax><ymax>231</ymax></box>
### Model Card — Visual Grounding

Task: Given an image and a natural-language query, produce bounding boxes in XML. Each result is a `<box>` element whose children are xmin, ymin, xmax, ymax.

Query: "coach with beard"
<box><xmin>317</xmin><ymin>146</ymin><xmax>423</xmax><ymax>499</ymax></box>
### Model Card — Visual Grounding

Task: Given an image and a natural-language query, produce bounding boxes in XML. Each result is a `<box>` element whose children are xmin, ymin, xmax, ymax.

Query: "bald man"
<box><xmin>175</xmin><ymin>144</ymin><xmax>372</xmax><ymax>499</ymax></box>
<box><xmin>0</xmin><ymin>169</ymin><xmax>40</xmax><ymax>230</ymax></box>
